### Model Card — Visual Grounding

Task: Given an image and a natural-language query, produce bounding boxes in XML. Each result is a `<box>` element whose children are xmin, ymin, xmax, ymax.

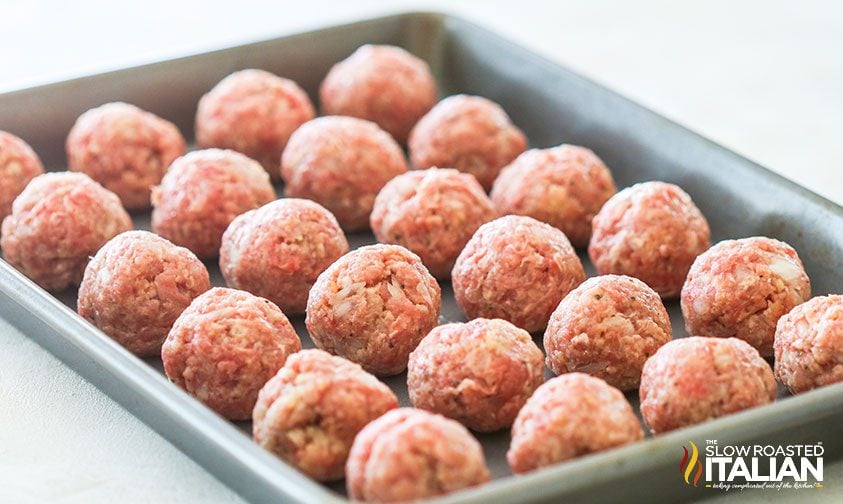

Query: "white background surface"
<box><xmin>1</xmin><ymin>1</ymin><xmax>842</xmax><ymax>503</ymax></box>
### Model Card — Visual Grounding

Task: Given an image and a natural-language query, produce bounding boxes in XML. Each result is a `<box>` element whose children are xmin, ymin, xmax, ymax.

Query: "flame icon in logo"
<box><xmin>680</xmin><ymin>441</ymin><xmax>703</xmax><ymax>487</ymax></box>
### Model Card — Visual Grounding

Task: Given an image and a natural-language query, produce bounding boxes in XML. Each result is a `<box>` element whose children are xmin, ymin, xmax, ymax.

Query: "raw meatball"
<box><xmin>452</xmin><ymin>215</ymin><xmax>585</xmax><ymax>333</ymax></box>
<box><xmin>151</xmin><ymin>149</ymin><xmax>276</xmax><ymax>259</ymax></box>
<box><xmin>78</xmin><ymin>231</ymin><xmax>210</xmax><ymax>356</ymax></box>
<box><xmin>66</xmin><ymin>102</ymin><xmax>186</xmax><ymax>209</ymax></box>
<box><xmin>0</xmin><ymin>131</ymin><xmax>44</xmax><ymax>222</ymax></box>
<box><xmin>774</xmin><ymin>295</ymin><xmax>843</xmax><ymax>394</ymax></box>
<box><xmin>346</xmin><ymin>408</ymin><xmax>490</xmax><ymax>503</ymax></box>
<box><xmin>544</xmin><ymin>275</ymin><xmax>671</xmax><ymax>390</ymax></box>
<box><xmin>306</xmin><ymin>244</ymin><xmax>440</xmax><ymax>376</ymax></box>
<box><xmin>220</xmin><ymin>198</ymin><xmax>349</xmax><ymax>315</ymax></box>
<box><xmin>490</xmin><ymin>145</ymin><xmax>616</xmax><ymax>247</ymax></box>
<box><xmin>162</xmin><ymin>287</ymin><xmax>301</xmax><ymax>420</ymax></box>
<box><xmin>195</xmin><ymin>69</ymin><xmax>315</xmax><ymax>178</ymax></box>
<box><xmin>507</xmin><ymin>373</ymin><xmax>643</xmax><ymax>474</ymax></box>
<box><xmin>253</xmin><ymin>349</ymin><xmax>398</xmax><ymax>481</ymax></box>
<box><xmin>281</xmin><ymin>116</ymin><xmax>408</xmax><ymax>231</ymax></box>
<box><xmin>1</xmin><ymin>172</ymin><xmax>132</xmax><ymax>291</ymax></box>
<box><xmin>370</xmin><ymin>168</ymin><xmax>497</xmax><ymax>279</ymax></box>
<box><xmin>639</xmin><ymin>336</ymin><xmax>776</xmax><ymax>434</ymax></box>
<box><xmin>409</xmin><ymin>94</ymin><xmax>527</xmax><ymax>190</ymax></box>
<box><xmin>320</xmin><ymin>44</ymin><xmax>436</xmax><ymax>144</ymax></box>
<box><xmin>681</xmin><ymin>237</ymin><xmax>811</xmax><ymax>357</ymax></box>
<box><xmin>408</xmin><ymin>318</ymin><xmax>544</xmax><ymax>432</ymax></box>
<box><xmin>589</xmin><ymin>181</ymin><xmax>710</xmax><ymax>298</ymax></box>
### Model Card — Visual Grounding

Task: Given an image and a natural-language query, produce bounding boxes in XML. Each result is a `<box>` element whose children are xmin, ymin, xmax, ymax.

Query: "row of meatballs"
<box><xmin>70</xmin><ymin>226</ymin><xmax>843</xmax><ymax>501</ymax></box>
<box><xmin>1</xmin><ymin>43</ymin><xmax>841</xmax><ymax>503</ymax></box>
<box><xmin>77</xmin><ymin>232</ymin><xmax>842</xmax><ymax>502</ymax></box>
<box><xmin>0</xmin><ymin>147</ymin><xmax>826</xmax><ymax>390</ymax></box>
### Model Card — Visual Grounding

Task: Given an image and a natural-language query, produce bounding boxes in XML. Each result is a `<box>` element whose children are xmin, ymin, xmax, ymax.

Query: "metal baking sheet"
<box><xmin>2</xmin><ymin>11</ymin><xmax>843</xmax><ymax>504</ymax></box>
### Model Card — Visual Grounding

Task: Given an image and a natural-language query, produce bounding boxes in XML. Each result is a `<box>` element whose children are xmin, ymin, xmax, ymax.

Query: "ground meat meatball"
<box><xmin>162</xmin><ymin>288</ymin><xmax>301</xmax><ymax>420</ymax></box>
<box><xmin>407</xmin><ymin>318</ymin><xmax>544</xmax><ymax>432</ymax></box>
<box><xmin>220</xmin><ymin>198</ymin><xmax>349</xmax><ymax>315</ymax></box>
<box><xmin>1</xmin><ymin>172</ymin><xmax>132</xmax><ymax>291</ymax></box>
<box><xmin>774</xmin><ymin>295</ymin><xmax>843</xmax><ymax>394</ymax></box>
<box><xmin>544</xmin><ymin>275</ymin><xmax>671</xmax><ymax>390</ymax></box>
<box><xmin>306</xmin><ymin>244</ymin><xmax>440</xmax><ymax>376</ymax></box>
<box><xmin>490</xmin><ymin>145</ymin><xmax>616</xmax><ymax>247</ymax></box>
<box><xmin>451</xmin><ymin>215</ymin><xmax>585</xmax><ymax>333</ymax></box>
<box><xmin>66</xmin><ymin>102</ymin><xmax>186</xmax><ymax>209</ymax></box>
<box><xmin>320</xmin><ymin>44</ymin><xmax>436</xmax><ymax>144</ymax></box>
<box><xmin>77</xmin><ymin>231</ymin><xmax>210</xmax><ymax>356</ymax></box>
<box><xmin>507</xmin><ymin>373</ymin><xmax>643</xmax><ymax>474</ymax></box>
<box><xmin>0</xmin><ymin>131</ymin><xmax>44</xmax><ymax>222</ymax></box>
<box><xmin>409</xmin><ymin>95</ymin><xmax>527</xmax><ymax>190</ymax></box>
<box><xmin>346</xmin><ymin>408</ymin><xmax>490</xmax><ymax>503</ymax></box>
<box><xmin>253</xmin><ymin>349</ymin><xmax>398</xmax><ymax>481</ymax></box>
<box><xmin>639</xmin><ymin>336</ymin><xmax>776</xmax><ymax>434</ymax></box>
<box><xmin>370</xmin><ymin>168</ymin><xmax>497</xmax><ymax>279</ymax></box>
<box><xmin>681</xmin><ymin>237</ymin><xmax>811</xmax><ymax>357</ymax></box>
<box><xmin>195</xmin><ymin>69</ymin><xmax>315</xmax><ymax>178</ymax></box>
<box><xmin>151</xmin><ymin>149</ymin><xmax>276</xmax><ymax>259</ymax></box>
<box><xmin>589</xmin><ymin>181</ymin><xmax>710</xmax><ymax>298</ymax></box>
<box><xmin>281</xmin><ymin>116</ymin><xmax>408</xmax><ymax>231</ymax></box>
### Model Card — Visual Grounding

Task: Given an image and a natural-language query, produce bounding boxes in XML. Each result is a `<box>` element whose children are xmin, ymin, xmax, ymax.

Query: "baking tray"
<box><xmin>2</xmin><ymin>11</ymin><xmax>843</xmax><ymax>504</ymax></box>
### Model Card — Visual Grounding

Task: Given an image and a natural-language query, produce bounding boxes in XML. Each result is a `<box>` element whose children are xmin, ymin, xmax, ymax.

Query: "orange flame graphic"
<box><xmin>679</xmin><ymin>441</ymin><xmax>703</xmax><ymax>487</ymax></box>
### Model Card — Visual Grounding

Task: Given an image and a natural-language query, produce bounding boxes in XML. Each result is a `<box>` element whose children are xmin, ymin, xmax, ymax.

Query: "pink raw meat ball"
<box><xmin>774</xmin><ymin>295</ymin><xmax>843</xmax><ymax>394</ymax></box>
<box><xmin>409</xmin><ymin>94</ymin><xmax>527</xmax><ymax>190</ymax></box>
<box><xmin>346</xmin><ymin>408</ymin><xmax>490</xmax><ymax>503</ymax></box>
<box><xmin>320</xmin><ymin>44</ymin><xmax>437</xmax><ymax>144</ymax></box>
<box><xmin>281</xmin><ymin>116</ymin><xmax>408</xmax><ymax>231</ymax></box>
<box><xmin>0</xmin><ymin>130</ymin><xmax>44</xmax><ymax>222</ymax></box>
<box><xmin>639</xmin><ymin>336</ymin><xmax>776</xmax><ymax>434</ymax></box>
<box><xmin>544</xmin><ymin>274</ymin><xmax>672</xmax><ymax>390</ymax></box>
<box><xmin>589</xmin><ymin>181</ymin><xmax>710</xmax><ymax>298</ymax></box>
<box><xmin>196</xmin><ymin>69</ymin><xmax>315</xmax><ymax>178</ymax></box>
<box><xmin>151</xmin><ymin>149</ymin><xmax>276</xmax><ymax>259</ymax></box>
<box><xmin>370</xmin><ymin>168</ymin><xmax>497</xmax><ymax>279</ymax></box>
<box><xmin>220</xmin><ymin>198</ymin><xmax>349</xmax><ymax>315</ymax></box>
<box><xmin>253</xmin><ymin>349</ymin><xmax>398</xmax><ymax>481</ymax></box>
<box><xmin>1</xmin><ymin>172</ymin><xmax>132</xmax><ymax>291</ymax></box>
<box><xmin>162</xmin><ymin>287</ymin><xmax>301</xmax><ymax>420</ymax></box>
<box><xmin>490</xmin><ymin>144</ymin><xmax>616</xmax><ymax>247</ymax></box>
<box><xmin>66</xmin><ymin>102</ymin><xmax>186</xmax><ymax>209</ymax></box>
<box><xmin>681</xmin><ymin>236</ymin><xmax>811</xmax><ymax>356</ymax></box>
<box><xmin>452</xmin><ymin>215</ymin><xmax>585</xmax><ymax>333</ymax></box>
<box><xmin>407</xmin><ymin>318</ymin><xmax>544</xmax><ymax>432</ymax></box>
<box><xmin>507</xmin><ymin>373</ymin><xmax>643</xmax><ymax>474</ymax></box>
<box><xmin>306</xmin><ymin>244</ymin><xmax>440</xmax><ymax>376</ymax></box>
<box><xmin>78</xmin><ymin>230</ymin><xmax>210</xmax><ymax>356</ymax></box>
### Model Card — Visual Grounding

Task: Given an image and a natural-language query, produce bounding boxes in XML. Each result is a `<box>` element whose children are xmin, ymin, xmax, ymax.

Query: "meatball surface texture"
<box><xmin>1</xmin><ymin>172</ymin><xmax>132</xmax><ymax>291</ymax></box>
<box><xmin>409</xmin><ymin>94</ymin><xmax>527</xmax><ymax>190</ymax></box>
<box><xmin>589</xmin><ymin>181</ymin><xmax>710</xmax><ymax>297</ymax></box>
<box><xmin>196</xmin><ymin>69</ymin><xmax>315</xmax><ymax>177</ymax></box>
<box><xmin>78</xmin><ymin>230</ymin><xmax>210</xmax><ymax>356</ymax></box>
<box><xmin>544</xmin><ymin>274</ymin><xmax>672</xmax><ymax>390</ymax></box>
<box><xmin>346</xmin><ymin>408</ymin><xmax>491</xmax><ymax>503</ymax></box>
<box><xmin>452</xmin><ymin>215</ymin><xmax>585</xmax><ymax>333</ymax></box>
<box><xmin>253</xmin><ymin>349</ymin><xmax>398</xmax><ymax>481</ymax></box>
<box><xmin>320</xmin><ymin>45</ymin><xmax>436</xmax><ymax>144</ymax></box>
<box><xmin>639</xmin><ymin>336</ymin><xmax>776</xmax><ymax>434</ymax></box>
<box><xmin>681</xmin><ymin>237</ymin><xmax>811</xmax><ymax>356</ymax></box>
<box><xmin>306</xmin><ymin>244</ymin><xmax>440</xmax><ymax>376</ymax></box>
<box><xmin>162</xmin><ymin>287</ymin><xmax>301</xmax><ymax>420</ymax></box>
<box><xmin>370</xmin><ymin>168</ymin><xmax>496</xmax><ymax>279</ymax></box>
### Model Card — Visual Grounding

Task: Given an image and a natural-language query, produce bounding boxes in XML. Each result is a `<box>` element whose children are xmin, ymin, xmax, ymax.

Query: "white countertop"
<box><xmin>1</xmin><ymin>1</ymin><xmax>842</xmax><ymax>503</ymax></box>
